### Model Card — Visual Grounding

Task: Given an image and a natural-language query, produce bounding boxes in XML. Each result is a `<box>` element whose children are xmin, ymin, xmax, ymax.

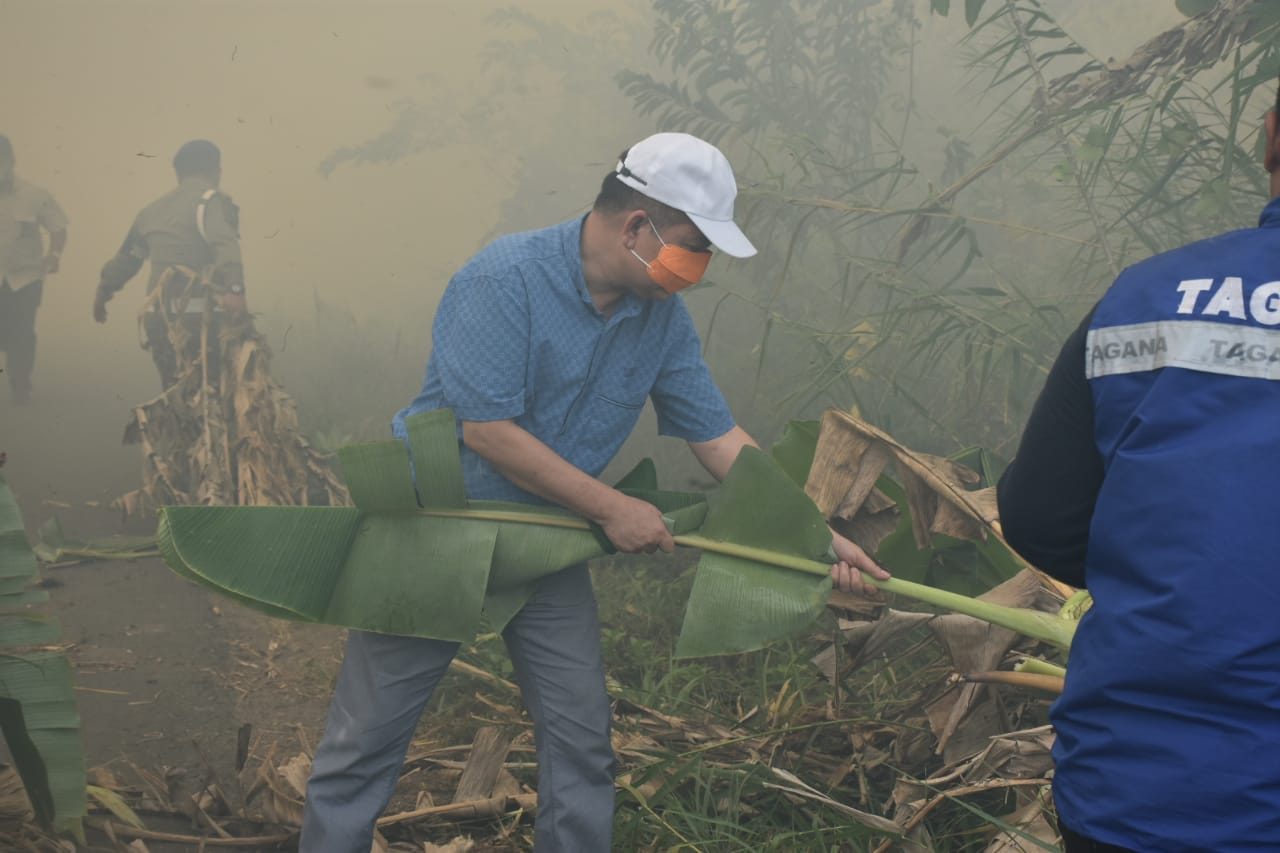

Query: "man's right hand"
<box><xmin>597</xmin><ymin>493</ymin><xmax>675</xmax><ymax>555</ymax></box>
<box><xmin>92</xmin><ymin>291</ymin><xmax>109</xmax><ymax>324</ymax></box>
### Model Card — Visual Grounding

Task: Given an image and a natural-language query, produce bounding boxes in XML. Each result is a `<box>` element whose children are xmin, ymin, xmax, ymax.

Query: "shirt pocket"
<box><xmin>596</xmin><ymin>390</ymin><xmax>647</xmax><ymax>410</ymax></box>
<box><xmin>578</xmin><ymin>391</ymin><xmax>648</xmax><ymax>468</ymax></box>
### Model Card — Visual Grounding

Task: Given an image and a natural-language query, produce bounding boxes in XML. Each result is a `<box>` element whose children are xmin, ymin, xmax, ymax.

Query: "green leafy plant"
<box><xmin>620</xmin><ymin>0</ymin><xmax>1280</xmax><ymax>458</ymax></box>
<box><xmin>157</xmin><ymin>409</ymin><xmax>1076</xmax><ymax>658</ymax></box>
<box><xmin>0</xmin><ymin>474</ymin><xmax>86</xmax><ymax>836</ymax></box>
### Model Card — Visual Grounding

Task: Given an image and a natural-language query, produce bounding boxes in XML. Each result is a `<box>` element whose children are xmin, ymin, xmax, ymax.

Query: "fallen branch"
<box><xmin>376</xmin><ymin>793</ymin><xmax>537</xmax><ymax>828</ymax></box>
<box><xmin>87</xmin><ymin>818</ymin><xmax>293</xmax><ymax>848</ymax></box>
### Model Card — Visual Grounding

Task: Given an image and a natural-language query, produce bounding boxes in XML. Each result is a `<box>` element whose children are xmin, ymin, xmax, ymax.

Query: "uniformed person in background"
<box><xmin>93</xmin><ymin>139</ymin><xmax>246</xmax><ymax>390</ymax></box>
<box><xmin>0</xmin><ymin>134</ymin><xmax>69</xmax><ymax>404</ymax></box>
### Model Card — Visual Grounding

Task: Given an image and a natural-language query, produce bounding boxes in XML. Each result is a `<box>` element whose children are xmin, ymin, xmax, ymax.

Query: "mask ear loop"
<box><xmin>628</xmin><ymin>217</ymin><xmax>665</xmax><ymax>268</ymax></box>
<box><xmin>648</xmin><ymin>217</ymin><xmax>667</xmax><ymax>246</ymax></box>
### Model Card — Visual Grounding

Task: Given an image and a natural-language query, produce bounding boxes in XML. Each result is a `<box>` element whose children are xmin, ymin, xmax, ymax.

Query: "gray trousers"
<box><xmin>299</xmin><ymin>563</ymin><xmax>616</xmax><ymax>852</ymax></box>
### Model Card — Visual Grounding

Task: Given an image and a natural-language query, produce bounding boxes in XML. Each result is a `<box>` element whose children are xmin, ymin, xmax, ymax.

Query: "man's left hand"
<box><xmin>43</xmin><ymin>254</ymin><xmax>60</xmax><ymax>274</ymax></box>
<box><xmin>829</xmin><ymin>529</ymin><xmax>890</xmax><ymax>598</ymax></box>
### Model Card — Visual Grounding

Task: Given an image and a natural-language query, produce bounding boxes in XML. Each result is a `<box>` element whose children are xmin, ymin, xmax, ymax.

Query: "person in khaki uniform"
<box><xmin>0</xmin><ymin>135</ymin><xmax>69</xmax><ymax>404</ymax></box>
<box><xmin>93</xmin><ymin>139</ymin><xmax>246</xmax><ymax>389</ymax></box>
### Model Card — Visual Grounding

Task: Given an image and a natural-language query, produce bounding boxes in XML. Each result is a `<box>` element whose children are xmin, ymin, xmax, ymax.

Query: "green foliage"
<box><xmin>873</xmin><ymin>479</ymin><xmax>1017</xmax><ymax>597</ymax></box>
<box><xmin>597</xmin><ymin>554</ymin><xmax>888</xmax><ymax>851</ymax></box>
<box><xmin>621</xmin><ymin>0</ymin><xmax>1280</xmax><ymax>457</ymax></box>
<box><xmin>675</xmin><ymin>446</ymin><xmax>834</xmax><ymax>657</ymax></box>
<box><xmin>931</xmin><ymin>0</ymin><xmax>992</xmax><ymax>27</ymax></box>
<box><xmin>163</xmin><ymin>410</ymin><xmax>860</xmax><ymax>657</ymax></box>
<box><xmin>0</xmin><ymin>474</ymin><xmax>86</xmax><ymax>835</ymax></box>
<box><xmin>159</xmin><ymin>410</ymin><xmax>1074</xmax><ymax>659</ymax></box>
<box><xmin>590</xmin><ymin>547</ymin><xmax>1056</xmax><ymax>852</ymax></box>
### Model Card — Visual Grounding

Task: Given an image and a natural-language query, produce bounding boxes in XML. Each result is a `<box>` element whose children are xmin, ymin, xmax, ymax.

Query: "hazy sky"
<box><xmin>0</xmin><ymin>0</ymin><xmax>1187</xmax><ymax>507</ymax></box>
<box><xmin>2</xmin><ymin>0</ymin><xmax>644</xmax><ymax>343</ymax></box>
<box><xmin>0</xmin><ymin>0</ymin><xmax>651</xmax><ymax>503</ymax></box>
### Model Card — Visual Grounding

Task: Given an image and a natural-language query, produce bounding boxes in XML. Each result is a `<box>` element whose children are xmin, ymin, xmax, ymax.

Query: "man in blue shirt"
<box><xmin>998</xmin><ymin>85</ymin><xmax>1280</xmax><ymax>850</ymax></box>
<box><xmin>300</xmin><ymin>132</ymin><xmax>889</xmax><ymax>852</ymax></box>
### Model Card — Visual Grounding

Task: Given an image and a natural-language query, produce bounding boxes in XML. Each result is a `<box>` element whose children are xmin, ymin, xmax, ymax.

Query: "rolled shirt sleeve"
<box><xmin>651</xmin><ymin>299</ymin><xmax>735</xmax><ymax>442</ymax></box>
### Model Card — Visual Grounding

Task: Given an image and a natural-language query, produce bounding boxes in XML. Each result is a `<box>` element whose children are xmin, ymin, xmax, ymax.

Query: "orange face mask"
<box><xmin>631</xmin><ymin>219</ymin><xmax>712</xmax><ymax>294</ymax></box>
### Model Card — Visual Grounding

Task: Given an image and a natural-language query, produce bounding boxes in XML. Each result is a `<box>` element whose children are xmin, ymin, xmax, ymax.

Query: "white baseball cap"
<box><xmin>615</xmin><ymin>132</ymin><xmax>758</xmax><ymax>258</ymax></box>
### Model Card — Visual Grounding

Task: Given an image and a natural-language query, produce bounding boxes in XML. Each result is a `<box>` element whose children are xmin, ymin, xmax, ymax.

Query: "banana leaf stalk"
<box><xmin>1015</xmin><ymin>657</ymin><xmax>1068</xmax><ymax>678</ymax></box>
<box><xmin>158</xmin><ymin>410</ymin><xmax>1076</xmax><ymax>659</ymax></box>
<box><xmin>679</xmin><ymin>535</ymin><xmax>1076</xmax><ymax>653</ymax></box>
<box><xmin>354</xmin><ymin>506</ymin><xmax>1078</xmax><ymax>650</ymax></box>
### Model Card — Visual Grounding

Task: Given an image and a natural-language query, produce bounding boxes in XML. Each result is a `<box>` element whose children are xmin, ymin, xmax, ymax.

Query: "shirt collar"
<box><xmin>562</xmin><ymin>214</ymin><xmax>642</xmax><ymax>321</ymax></box>
<box><xmin>563</xmin><ymin>215</ymin><xmax>593</xmax><ymax>306</ymax></box>
<box><xmin>1259</xmin><ymin>195</ymin><xmax>1280</xmax><ymax>228</ymax></box>
<box><xmin>179</xmin><ymin>176</ymin><xmax>217</xmax><ymax>192</ymax></box>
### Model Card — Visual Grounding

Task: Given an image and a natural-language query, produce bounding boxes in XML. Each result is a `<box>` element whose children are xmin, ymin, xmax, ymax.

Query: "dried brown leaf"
<box><xmin>118</xmin><ymin>306</ymin><xmax>348</xmax><ymax>515</ymax></box>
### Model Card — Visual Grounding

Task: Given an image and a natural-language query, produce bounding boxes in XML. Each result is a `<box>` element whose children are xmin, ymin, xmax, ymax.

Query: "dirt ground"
<box><xmin>3</xmin><ymin>379</ymin><xmax>529</xmax><ymax>850</ymax></box>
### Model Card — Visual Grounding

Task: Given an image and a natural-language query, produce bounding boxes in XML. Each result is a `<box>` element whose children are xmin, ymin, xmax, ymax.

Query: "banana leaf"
<box><xmin>0</xmin><ymin>473</ymin><xmax>86</xmax><ymax>835</ymax></box>
<box><xmin>769</xmin><ymin>419</ymin><xmax>821</xmax><ymax>487</ymax></box>
<box><xmin>159</xmin><ymin>409</ymin><xmax>707</xmax><ymax>641</ymax></box>
<box><xmin>673</xmin><ymin>444</ymin><xmax>833</xmax><ymax>657</ymax></box>
<box><xmin>158</xmin><ymin>409</ymin><xmax>1077</xmax><ymax>658</ymax></box>
<box><xmin>873</xmin><ymin>474</ymin><xmax>1022</xmax><ymax>597</ymax></box>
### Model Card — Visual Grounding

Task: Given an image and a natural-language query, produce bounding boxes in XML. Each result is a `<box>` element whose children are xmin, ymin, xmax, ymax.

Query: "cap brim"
<box><xmin>688</xmin><ymin>213</ymin><xmax>757</xmax><ymax>259</ymax></box>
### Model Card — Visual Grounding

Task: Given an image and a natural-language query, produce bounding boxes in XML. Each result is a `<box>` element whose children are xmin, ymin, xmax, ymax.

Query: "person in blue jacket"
<box><xmin>299</xmin><ymin>132</ymin><xmax>890</xmax><ymax>853</ymax></box>
<box><xmin>998</xmin><ymin>82</ymin><xmax>1280</xmax><ymax>852</ymax></box>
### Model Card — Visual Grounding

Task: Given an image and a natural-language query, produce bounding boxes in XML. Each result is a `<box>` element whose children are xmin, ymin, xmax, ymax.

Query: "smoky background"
<box><xmin>1</xmin><ymin>0</ymin><xmax>1237</xmax><ymax>513</ymax></box>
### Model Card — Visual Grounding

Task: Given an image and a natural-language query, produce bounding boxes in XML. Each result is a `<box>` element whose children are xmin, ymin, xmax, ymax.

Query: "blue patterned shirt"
<box><xmin>393</xmin><ymin>215</ymin><xmax>735</xmax><ymax>503</ymax></box>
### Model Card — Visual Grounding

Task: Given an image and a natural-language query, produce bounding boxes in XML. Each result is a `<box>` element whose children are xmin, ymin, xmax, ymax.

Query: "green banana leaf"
<box><xmin>872</xmin><ymin>474</ymin><xmax>1021</xmax><ymax>597</ymax></box>
<box><xmin>673</xmin><ymin>444</ymin><xmax>833</xmax><ymax>657</ymax></box>
<box><xmin>158</xmin><ymin>409</ymin><xmax>1076</xmax><ymax>658</ymax></box>
<box><xmin>768</xmin><ymin>419</ymin><xmax>821</xmax><ymax>487</ymax></box>
<box><xmin>159</xmin><ymin>409</ymin><xmax>707</xmax><ymax>642</ymax></box>
<box><xmin>0</xmin><ymin>473</ymin><xmax>86</xmax><ymax>834</ymax></box>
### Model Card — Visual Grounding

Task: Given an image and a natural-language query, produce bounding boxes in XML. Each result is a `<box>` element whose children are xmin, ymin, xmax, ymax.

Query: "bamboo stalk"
<box><xmin>963</xmin><ymin>670</ymin><xmax>1065</xmax><ymax>694</ymax></box>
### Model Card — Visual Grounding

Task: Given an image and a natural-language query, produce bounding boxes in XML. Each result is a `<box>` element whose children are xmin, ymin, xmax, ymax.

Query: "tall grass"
<box><xmin>621</xmin><ymin>0</ymin><xmax>1280</xmax><ymax>456</ymax></box>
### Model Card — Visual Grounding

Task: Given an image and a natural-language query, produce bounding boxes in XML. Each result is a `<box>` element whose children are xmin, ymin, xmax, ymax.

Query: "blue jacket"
<box><xmin>1002</xmin><ymin>197</ymin><xmax>1280</xmax><ymax>851</ymax></box>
